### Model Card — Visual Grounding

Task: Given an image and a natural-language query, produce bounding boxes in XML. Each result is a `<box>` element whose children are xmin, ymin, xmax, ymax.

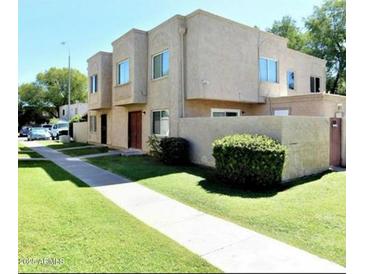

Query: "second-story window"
<box><xmin>287</xmin><ymin>71</ymin><xmax>295</xmax><ymax>90</ymax></box>
<box><xmin>153</xmin><ymin>50</ymin><xmax>169</xmax><ymax>79</ymax></box>
<box><xmin>117</xmin><ymin>59</ymin><xmax>129</xmax><ymax>85</ymax></box>
<box><xmin>90</xmin><ymin>75</ymin><xmax>97</xmax><ymax>93</ymax></box>
<box><xmin>259</xmin><ymin>57</ymin><xmax>278</xmax><ymax>83</ymax></box>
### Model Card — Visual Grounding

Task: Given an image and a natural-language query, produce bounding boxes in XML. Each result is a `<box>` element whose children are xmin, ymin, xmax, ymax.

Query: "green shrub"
<box><xmin>147</xmin><ymin>135</ymin><xmax>162</xmax><ymax>159</ymax></box>
<box><xmin>212</xmin><ymin>134</ymin><xmax>286</xmax><ymax>189</ymax></box>
<box><xmin>70</xmin><ymin>114</ymin><xmax>82</xmax><ymax>123</ymax></box>
<box><xmin>159</xmin><ymin>137</ymin><xmax>190</xmax><ymax>165</ymax></box>
<box><xmin>49</xmin><ymin>117</ymin><xmax>59</xmax><ymax>125</ymax></box>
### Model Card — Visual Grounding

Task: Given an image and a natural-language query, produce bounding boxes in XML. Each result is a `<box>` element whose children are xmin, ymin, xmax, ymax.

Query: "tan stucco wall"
<box><xmin>178</xmin><ymin>116</ymin><xmax>330</xmax><ymax>181</ymax></box>
<box><xmin>85</xmin><ymin>9</ymin><xmax>337</xmax><ymax>174</ymax></box>
<box><xmin>184</xmin><ymin>10</ymin><xmax>326</xmax><ymax>102</ymax></box>
<box><xmin>72</xmin><ymin>122</ymin><xmax>88</xmax><ymax>143</ymax></box>
<box><xmin>87</xmin><ymin>52</ymin><xmax>113</xmax><ymax>110</ymax></box>
<box><xmin>112</xmin><ymin>29</ymin><xmax>148</xmax><ymax>105</ymax></box>
<box><xmin>250</xmin><ymin>93</ymin><xmax>346</xmax><ymax>117</ymax></box>
<box><xmin>185</xmin><ymin>99</ymin><xmax>258</xmax><ymax>117</ymax></box>
<box><xmin>87</xmin><ymin>109</ymin><xmax>112</xmax><ymax>145</ymax></box>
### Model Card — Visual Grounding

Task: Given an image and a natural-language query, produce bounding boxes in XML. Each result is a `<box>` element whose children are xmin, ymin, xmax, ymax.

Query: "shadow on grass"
<box><xmin>87</xmin><ymin>155</ymin><xmax>330</xmax><ymax>198</ymax></box>
<box><xmin>197</xmin><ymin>170</ymin><xmax>330</xmax><ymax>198</ymax></box>
<box><xmin>18</xmin><ymin>160</ymin><xmax>89</xmax><ymax>188</ymax></box>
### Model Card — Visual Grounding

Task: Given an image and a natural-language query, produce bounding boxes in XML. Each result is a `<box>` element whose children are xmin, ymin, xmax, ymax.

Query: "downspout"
<box><xmin>179</xmin><ymin>25</ymin><xmax>187</xmax><ymax>118</ymax></box>
<box><xmin>257</xmin><ymin>29</ymin><xmax>261</xmax><ymax>103</ymax></box>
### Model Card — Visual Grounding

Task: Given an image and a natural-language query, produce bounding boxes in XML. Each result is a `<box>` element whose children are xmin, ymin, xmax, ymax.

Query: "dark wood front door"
<box><xmin>101</xmin><ymin>114</ymin><xmax>107</xmax><ymax>144</ymax></box>
<box><xmin>330</xmin><ymin>118</ymin><xmax>342</xmax><ymax>166</ymax></box>
<box><xmin>128</xmin><ymin>111</ymin><xmax>142</xmax><ymax>149</ymax></box>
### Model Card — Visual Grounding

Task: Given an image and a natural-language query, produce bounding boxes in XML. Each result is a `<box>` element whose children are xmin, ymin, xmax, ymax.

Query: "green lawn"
<box><xmin>18</xmin><ymin>142</ymin><xmax>43</xmax><ymax>158</ymax></box>
<box><xmin>18</xmin><ymin>151</ymin><xmax>43</xmax><ymax>159</ymax></box>
<box><xmin>88</xmin><ymin>156</ymin><xmax>346</xmax><ymax>266</ymax></box>
<box><xmin>38</xmin><ymin>140</ymin><xmax>90</xmax><ymax>150</ymax></box>
<box><xmin>18</xmin><ymin>161</ymin><xmax>219</xmax><ymax>273</ymax></box>
<box><xmin>62</xmin><ymin>146</ymin><xmax>109</xmax><ymax>157</ymax></box>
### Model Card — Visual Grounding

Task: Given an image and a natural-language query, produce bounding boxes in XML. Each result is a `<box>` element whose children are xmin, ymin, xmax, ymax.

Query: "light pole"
<box><xmin>61</xmin><ymin>41</ymin><xmax>71</xmax><ymax>122</ymax></box>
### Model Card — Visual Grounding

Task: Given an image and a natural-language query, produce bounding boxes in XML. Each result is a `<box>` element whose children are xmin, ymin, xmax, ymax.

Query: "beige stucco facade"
<box><xmin>178</xmin><ymin>116</ymin><xmax>330</xmax><ymax>181</ymax></box>
<box><xmin>86</xmin><ymin>9</ymin><xmax>345</xmax><ymax>170</ymax></box>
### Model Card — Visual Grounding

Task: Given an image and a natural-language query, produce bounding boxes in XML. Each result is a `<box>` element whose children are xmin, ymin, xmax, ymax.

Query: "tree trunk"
<box><xmin>331</xmin><ymin>60</ymin><xmax>344</xmax><ymax>94</ymax></box>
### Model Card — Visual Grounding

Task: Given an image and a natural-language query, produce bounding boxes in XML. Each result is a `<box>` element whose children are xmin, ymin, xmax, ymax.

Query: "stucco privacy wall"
<box><xmin>72</xmin><ymin>122</ymin><xmax>88</xmax><ymax>143</ymax></box>
<box><xmin>178</xmin><ymin>116</ymin><xmax>330</xmax><ymax>181</ymax></box>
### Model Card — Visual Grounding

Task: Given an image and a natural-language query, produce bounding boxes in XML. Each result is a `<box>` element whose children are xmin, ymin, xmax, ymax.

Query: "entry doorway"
<box><xmin>128</xmin><ymin>111</ymin><xmax>142</xmax><ymax>149</ymax></box>
<box><xmin>330</xmin><ymin>118</ymin><xmax>342</xmax><ymax>166</ymax></box>
<box><xmin>101</xmin><ymin>114</ymin><xmax>107</xmax><ymax>144</ymax></box>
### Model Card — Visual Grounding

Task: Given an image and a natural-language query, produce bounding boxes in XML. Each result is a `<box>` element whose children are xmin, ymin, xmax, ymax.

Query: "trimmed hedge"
<box><xmin>212</xmin><ymin>134</ymin><xmax>286</xmax><ymax>189</ymax></box>
<box><xmin>159</xmin><ymin>137</ymin><xmax>190</xmax><ymax>165</ymax></box>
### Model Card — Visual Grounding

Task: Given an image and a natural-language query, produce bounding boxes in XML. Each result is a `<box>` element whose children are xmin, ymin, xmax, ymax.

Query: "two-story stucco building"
<box><xmin>87</xmin><ymin>9</ymin><xmax>345</xmax><ymax>155</ymax></box>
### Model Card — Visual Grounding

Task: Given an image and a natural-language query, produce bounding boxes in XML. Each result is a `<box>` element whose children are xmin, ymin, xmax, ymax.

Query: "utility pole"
<box><xmin>61</xmin><ymin>41</ymin><xmax>71</xmax><ymax>122</ymax></box>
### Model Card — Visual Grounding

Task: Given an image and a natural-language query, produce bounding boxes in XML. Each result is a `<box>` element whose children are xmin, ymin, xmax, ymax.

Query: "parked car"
<box><xmin>50</xmin><ymin>122</ymin><xmax>69</xmax><ymax>140</ymax></box>
<box><xmin>19</xmin><ymin>126</ymin><xmax>31</xmax><ymax>137</ymax></box>
<box><xmin>27</xmin><ymin>127</ymin><xmax>51</xmax><ymax>141</ymax></box>
<box><xmin>42</xmin><ymin>124</ymin><xmax>52</xmax><ymax>132</ymax></box>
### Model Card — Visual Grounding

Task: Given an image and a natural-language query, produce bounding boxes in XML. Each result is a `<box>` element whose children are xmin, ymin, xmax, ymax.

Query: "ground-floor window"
<box><xmin>211</xmin><ymin>108</ymin><xmax>241</xmax><ymax>117</ymax></box>
<box><xmin>152</xmin><ymin>110</ymin><xmax>169</xmax><ymax>136</ymax></box>
<box><xmin>89</xmin><ymin>116</ymin><xmax>97</xmax><ymax>132</ymax></box>
<box><xmin>273</xmin><ymin>109</ymin><xmax>290</xmax><ymax>116</ymax></box>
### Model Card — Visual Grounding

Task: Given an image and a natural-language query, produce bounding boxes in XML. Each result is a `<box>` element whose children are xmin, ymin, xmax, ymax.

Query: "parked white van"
<box><xmin>50</xmin><ymin>122</ymin><xmax>69</xmax><ymax>140</ymax></box>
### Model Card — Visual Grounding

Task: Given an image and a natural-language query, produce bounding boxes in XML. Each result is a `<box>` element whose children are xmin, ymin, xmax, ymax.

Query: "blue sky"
<box><xmin>18</xmin><ymin>0</ymin><xmax>323</xmax><ymax>84</ymax></box>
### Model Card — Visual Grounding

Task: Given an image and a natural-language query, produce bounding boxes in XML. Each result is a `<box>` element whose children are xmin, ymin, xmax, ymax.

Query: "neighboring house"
<box><xmin>87</xmin><ymin>9</ymin><xmax>345</xmax><ymax>154</ymax></box>
<box><xmin>59</xmin><ymin>102</ymin><xmax>88</xmax><ymax>121</ymax></box>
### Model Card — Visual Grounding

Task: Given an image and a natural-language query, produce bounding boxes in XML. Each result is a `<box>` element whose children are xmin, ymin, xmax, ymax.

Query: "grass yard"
<box><xmin>88</xmin><ymin>155</ymin><xmax>346</xmax><ymax>266</ymax></box>
<box><xmin>18</xmin><ymin>151</ymin><xmax>43</xmax><ymax>159</ymax></box>
<box><xmin>38</xmin><ymin>140</ymin><xmax>90</xmax><ymax>150</ymax></box>
<box><xmin>18</xmin><ymin>161</ymin><xmax>219</xmax><ymax>273</ymax></box>
<box><xmin>62</xmin><ymin>146</ymin><xmax>109</xmax><ymax>157</ymax></box>
<box><xmin>18</xmin><ymin>142</ymin><xmax>43</xmax><ymax>158</ymax></box>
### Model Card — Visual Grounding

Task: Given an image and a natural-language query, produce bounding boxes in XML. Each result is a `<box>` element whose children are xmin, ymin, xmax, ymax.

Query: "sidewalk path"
<box><xmin>25</xmin><ymin>141</ymin><xmax>345</xmax><ymax>273</ymax></box>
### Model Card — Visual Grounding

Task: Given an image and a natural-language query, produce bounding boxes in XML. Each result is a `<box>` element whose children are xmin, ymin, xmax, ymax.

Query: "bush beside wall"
<box><xmin>148</xmin><ymin>136</ymin><xmax>190</xmax><ymax>165</ymax></box>
<box><xmin>212</xmin><ymin>134</ymin><xmax>286</xmax><ymax>189</ymax></box>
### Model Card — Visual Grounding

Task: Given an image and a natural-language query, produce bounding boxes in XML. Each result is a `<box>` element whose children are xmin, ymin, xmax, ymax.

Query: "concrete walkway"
<box><xmin>57</xmin><ymin>144</ymin><xmax>108</xmax><ymax>151</ymax></box>
<box><xmin>25</xmin><ymin>141</ymin><xmax>345</xmax><ymax>273</ymax></box>
<box><xmin>77</xmin><ymin>150</ymin><xmax>121</xmax><ymax>159</ymax></box>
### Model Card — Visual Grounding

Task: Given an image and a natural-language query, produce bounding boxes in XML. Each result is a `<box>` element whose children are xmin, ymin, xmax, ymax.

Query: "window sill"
<box><xmin>151</xmin><ymin>75</ymin><xmax>168</xmax><ymax>82</ymax></box>
<box><xmin>260</xmin><ymin>81</ymin><xmax>279</xmax><ymax>84</ymax></box>
<box><xmin>153</xmin><ymin>134</ymin><xmax>169</xmax><ymax>138</ymax></box>
<box><xmin>115</xmin><ymin>82</ymin><xmax>131</xmax><ymax>88</ymax></box>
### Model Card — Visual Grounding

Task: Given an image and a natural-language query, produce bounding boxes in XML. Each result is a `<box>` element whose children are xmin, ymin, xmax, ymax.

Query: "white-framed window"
<box><xmin>274</xmin><ymin>109</ymin><xmax>289</xmax><ymax>116</ymax></box>
<box><xmin>287</xmin><ymin>71</ymin><xmax>295</xmax><ymax>90</ymax></box>
<box><xmin>259</xmin><ymin>57</ymin><xmax>278</xmax><ymax>83</ymax></box>
<box><xmin>211</xmin><ymin>108</ymin><xmax>241</xmax><ymax>117</ymax></box>
<box><xmin>310</xmin><ymin>76</ymin><xmax>320</xmax><ymax>93</ymax></box>
<box><xmin>62</xmin><ymin>109</ymin><xmax>65</xmax><ymax>116</ymax></box>
<box><xmin>152</xmin><ymin>110</ymin><xmax>169</xmax><ymax>136</ymax></box>
<box><xmin>90</xmin><ymin>74</ymin><xmax>97</xmax><ymax>93</ymax></box>
<box><xmin>152</xmin><ymin>50</ymin><xmax>169</xmax><ymax>79</ymax></box>
<box><xmin>117</xmin><ymin>59</ymin><xmax>129</xmax><ymax>85</ymax></box>
<box><xmin>89</xmin><ymin>116</ymin><xmax>97</xmax><ymax>132</ymax></box>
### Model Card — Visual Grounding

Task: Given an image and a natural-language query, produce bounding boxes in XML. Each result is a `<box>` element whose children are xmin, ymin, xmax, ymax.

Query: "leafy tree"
<box><xmin>267</xmin><ymin>16</ymin><xmax>306</xmax><ymax>51</ymax></box>
<box><xmin>49</xmin><ymin>117</ymin><xmax>59</xmax><ymax>125</ymax></box>
<box><xmin>36</xmin><ymin>67</ymin><xmax>88</xmax><ymax>115</ymax></box>
<box><xmin>18</xmin><ymin>68</ymin><xmax>88</xmax><ymax>127</ymax></box>
<box><xmin>18</xmin><ymin>83</ymin><xmax>49</xmax><ymax>126</ymax></box>
<box><xmin>305</xmin><ymin>0</ymin><xmax>346</xmax><ymax>94</ymax></box>
<box><xmin>267</xmin><ymin>0</ymin><xmax>346</xmax><ymax>95</ymax></box>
